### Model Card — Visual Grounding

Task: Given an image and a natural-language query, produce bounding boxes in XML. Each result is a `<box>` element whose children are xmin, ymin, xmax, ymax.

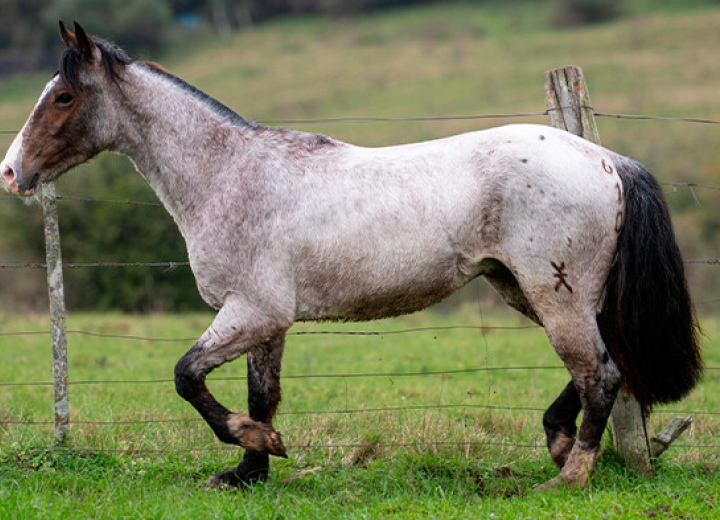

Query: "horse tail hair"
<box><xmin>597</xmin><ymin>155</ymin><xmax>703</xmax><ymax>408</ymax></box>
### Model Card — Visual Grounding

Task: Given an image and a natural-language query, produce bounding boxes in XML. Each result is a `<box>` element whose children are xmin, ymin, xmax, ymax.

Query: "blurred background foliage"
<box><xmin>0</xmin><ymin>0</ymin><xmax>718</xmax><ymax>312</ymax></box>
<box><xmin>0</xmin><ymin>0</ymin><xmax>628</xmax><ymax>75</ymax></box>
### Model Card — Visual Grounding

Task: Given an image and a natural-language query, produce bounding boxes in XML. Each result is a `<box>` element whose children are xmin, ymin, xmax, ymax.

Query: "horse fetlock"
<box><xmin>549</xmin><ymin>431</ymin><xmax>575</xmax><ymax>469</ymax></box>
<box><xmin>227</xmin><ymin>414</ymin><xmax>287</xmax><ymax>458</ymax></box>
<box><xmin>559</xmin><ymin>445</ymin><xmax>598</xmax><ymax>488</ymax></box>
<box><xmin>535</xmin><ymin>445</ymin><xmax>598</xmax><ymax>493</ymax></box>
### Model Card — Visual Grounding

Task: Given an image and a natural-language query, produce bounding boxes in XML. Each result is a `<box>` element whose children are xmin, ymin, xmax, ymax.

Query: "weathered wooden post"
<box><xmin>38</xmin><ymin>181</ymin><xmax>69</xmax><ymax>445</ymax></box>
<box><xmin>544</xmin><ymin>65</ymin><xmax>653</xmax><ymax>474</ymax></box>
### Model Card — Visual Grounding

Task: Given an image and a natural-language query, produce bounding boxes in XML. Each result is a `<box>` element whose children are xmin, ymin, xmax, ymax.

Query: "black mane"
<box><xmin>139</xmin><ymin>61</ymin><xmax>258</xmax><ymax>129</ymax></box>
<box><xmin>59</xmin><ymin>38</ymin><xmax>258</xmax><ymax>130</ymax></box>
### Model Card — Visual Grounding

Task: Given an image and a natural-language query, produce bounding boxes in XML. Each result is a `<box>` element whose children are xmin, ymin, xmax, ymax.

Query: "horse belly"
<box><xmin>293</xmin><ymin>241</ymin><xmax>470</xmax><ymax>322</ymax></box>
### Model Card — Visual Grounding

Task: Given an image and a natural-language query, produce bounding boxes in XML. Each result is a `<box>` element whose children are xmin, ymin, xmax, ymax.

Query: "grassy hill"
<box><xmin>0</xmin><ymin>0</ymin><xmax>719</xmax><ymax>306</ymax></box>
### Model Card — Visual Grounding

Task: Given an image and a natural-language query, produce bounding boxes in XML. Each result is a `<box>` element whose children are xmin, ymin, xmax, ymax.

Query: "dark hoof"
<box><xmin>205</xmin><ymin>474</ymin><xmax>239</xmax><ymax>491</ymax></box>
<box><xmin>206</xmin><ymin>452</ymin><xmax>270</xmax><ymax>489</ymax></box>
<box><xmin>206</xmin><ymin>467</ymin><xmax>268</xmax><ymax>489</ymax></box>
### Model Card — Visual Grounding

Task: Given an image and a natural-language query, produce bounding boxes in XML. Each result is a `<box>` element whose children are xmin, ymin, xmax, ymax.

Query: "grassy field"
<box><xmin>0</xmin><ymin>309</ymin><xmax>717</xmax><ymax>518</ymax></box>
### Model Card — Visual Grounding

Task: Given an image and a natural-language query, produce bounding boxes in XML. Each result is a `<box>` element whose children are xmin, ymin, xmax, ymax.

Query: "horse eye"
<box><xmin>55</xmin><ymin>92</ymin><xmax>74</xmax><ymax>105</ymax></box>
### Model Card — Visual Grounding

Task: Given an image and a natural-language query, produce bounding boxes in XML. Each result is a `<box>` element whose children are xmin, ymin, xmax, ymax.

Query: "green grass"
<box><xmin>0</xmin><ymin>309</ymin><xmax>717</xmax><ymax>518</ymax></box>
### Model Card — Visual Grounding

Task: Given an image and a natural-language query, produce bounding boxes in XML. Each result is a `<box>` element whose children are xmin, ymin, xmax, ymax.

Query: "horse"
<box><xmin>1</xmin><ymin>22</ymin><xmax>702</xmax><ymax>490</ymax></box>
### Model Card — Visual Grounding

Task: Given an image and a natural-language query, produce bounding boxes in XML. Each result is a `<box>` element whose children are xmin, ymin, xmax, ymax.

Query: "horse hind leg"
<box><xmin>542</xmin><ymin>380</ymin><xmax>582</xmax><ymax>469</ymax></box>
<box><xmin>482</xmin><ymin>261</ymin><xmax>586</xmax><ymax>471</ymax></box>
<box><xmin>207</xmin><ymin>338</ymin><xmax>285</xmax><ymax>488</ymax></box>
<box><xmin>538</xmin><ymin>313</ymin><xmax>621</xmax><ymax>490</ymax></box>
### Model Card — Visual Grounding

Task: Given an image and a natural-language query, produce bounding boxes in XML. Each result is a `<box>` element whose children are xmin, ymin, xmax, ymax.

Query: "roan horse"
<box><xmin>1</xmin><ymin>23</ymin><xmax>702</xmax><ymax>490</ymax></box>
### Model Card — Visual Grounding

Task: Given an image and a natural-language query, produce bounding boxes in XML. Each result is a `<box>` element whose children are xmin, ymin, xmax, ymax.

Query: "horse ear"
<box><xmin>59</xmin><ymin>20</ymin><xmax>76</xmax><ymax>48</ymax></box>
<box><xmin>73</xmin><ymin>21</ymin><xmax>96</xmax><ymax>61</ymax></box>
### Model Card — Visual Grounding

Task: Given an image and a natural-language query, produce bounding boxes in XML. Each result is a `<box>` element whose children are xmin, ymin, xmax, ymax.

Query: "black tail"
<box><xmin>597</xmin><ymin>155</ymin><xmax>703</xmax><ymax>407</ymax></box>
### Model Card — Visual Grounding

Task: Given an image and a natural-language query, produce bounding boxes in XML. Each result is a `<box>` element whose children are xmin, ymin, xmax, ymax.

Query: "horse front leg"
<box><xmin>173</xmin><ymin>297</ymin><xmax>291</xmax><ymax>485</ymax></box>
<box><xmin>207</xmin><ymin>337</ymin><xmax>286</xmax><ymax>488</ymax></box>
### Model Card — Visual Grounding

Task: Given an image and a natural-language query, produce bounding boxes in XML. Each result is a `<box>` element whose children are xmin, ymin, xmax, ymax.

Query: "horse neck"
<box><xmin>111</xmin><ymin>63</ymin><xmax>250</xmax><ymax>225</ymax></box>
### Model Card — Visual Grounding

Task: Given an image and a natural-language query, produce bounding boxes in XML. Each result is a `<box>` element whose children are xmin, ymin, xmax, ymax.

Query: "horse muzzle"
<box><xmin>18</xmin><ymin>172</ymin><xmax>41</xmax><ymax>196</ymax></box>
<box><xmin>1</xmin><ymin>163</ymin><xmax>39</xmax><ymax>197</ymax></box>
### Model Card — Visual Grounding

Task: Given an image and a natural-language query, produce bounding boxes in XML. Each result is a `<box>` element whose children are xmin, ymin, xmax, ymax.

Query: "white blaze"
<box><xmin>1</xmin><ymin>77</ymin><xmax>59</xmax><ymax>190</ymax></box>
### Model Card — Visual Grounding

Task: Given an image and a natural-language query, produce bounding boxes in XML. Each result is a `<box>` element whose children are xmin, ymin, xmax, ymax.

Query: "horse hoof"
<box><xmin>533</xmin><ymin>476</ymin><xmax>563</xmax><ymax>494</ymax></box>
<box><xmin>205</xmin><ymin>466</ymin><xmax>267</xmax><ymax>490</ymax></box>
<box><xmin>205</xmin><ymin>475</ymin><xmax>239</xmax><ymax>491</ymax></box>
<box><xmin>267</xmin><ymin>431</ymin><xmax>288</xmax><ymax>458</ymax></box>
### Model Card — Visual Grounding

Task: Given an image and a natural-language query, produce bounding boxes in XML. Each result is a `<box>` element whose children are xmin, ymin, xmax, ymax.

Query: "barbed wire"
<box><xmin>4</xmin><ymin>402</ymin><xmax>719</xmax><ymax>428</ymax></box>
<box><xmin>594</xmin><ymin>112</ymin><xmax>720</xmax><ymax>125</ymax></box>
<box><xmin>0</xmin><ymin>324</ymin><xmax>541</xmax><ymax>342</ymax></box>
<box><xmin>0</xmin><ymin>363</ymin><xmax>716</xmax><ymax>388</ymax></box>
<box><xmin>0</xmin><ymin>440</ymin><xmax>716</xmax><ymax>455</ymax></box>
<box><xmin>0</xmin><ymin>364</ymin><xmax>567</xmax><ymax>388</ymax></box>
<box><xmin>9</xmin><ymin>106</ymin><xmax>720</xmax><ymax>131</ymax></box>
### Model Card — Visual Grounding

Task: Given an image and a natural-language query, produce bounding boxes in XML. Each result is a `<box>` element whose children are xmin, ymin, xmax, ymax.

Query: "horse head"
<box><xmin>1</xmin><ymin>22</ymin><xmax>128</xmax><ymax>196</ymax></box>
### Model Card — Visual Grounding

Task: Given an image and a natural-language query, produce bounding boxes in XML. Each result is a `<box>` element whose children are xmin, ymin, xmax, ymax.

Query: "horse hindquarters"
<box><xmin>524</xmin><ymin>154</ymin><xmax>702</xmax><ymax>489</ymax></box>
<box><xmin>484</xmin><ymin>140</ymin><xmax>632</xmax><ymax>487</ymax></box>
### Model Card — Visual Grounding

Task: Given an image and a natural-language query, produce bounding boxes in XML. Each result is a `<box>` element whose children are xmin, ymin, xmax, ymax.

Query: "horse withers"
<box><xmin>1</xmin><ymin>22</ymin><xmax>702</xmax><ymax>490</ymax></box>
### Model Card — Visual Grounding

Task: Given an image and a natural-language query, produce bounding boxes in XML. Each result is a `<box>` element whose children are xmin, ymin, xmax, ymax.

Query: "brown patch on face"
<box><xmin>602</xmin><ymin>159</ymin><xmax>614</xmax><ymax>175</ymax></box>
<box><xmin>227</xmin><ymin>413</ymin><xmax>287</xmax><ymax>457</ymax></box>
<box><xmin>551</xmin><ymin>261</ymin><xmax>573</xmax><ymax>293</ymax></box>
<box><xmin>615</xmin><ymin>211</ymin><xmax>623</xmax><ymax>234</ymax></box>
<box><xmin>19</xmin><ymin>82</ymin><xmax>90</xmax><ymax>191</ymax></box>
<box><xmin>615</xmin><ymin>182</ymin><xmax>622</xmax><ymax>203</ymax></box>
<box><xmin>539</xmin><ymin>135</ymin><xmax>546</xmax><ymax>141</ymax></box>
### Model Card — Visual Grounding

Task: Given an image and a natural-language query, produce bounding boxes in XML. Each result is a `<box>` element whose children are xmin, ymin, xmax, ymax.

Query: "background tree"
<box><xmin>42</xmin><ymin>0</ymin><xmax>173</xmax><ymax>55</ymax></box>
<box><xmin>552</xmin><ymin>0</ymin><xmax>624</xmax><ymax>26</ymax></box>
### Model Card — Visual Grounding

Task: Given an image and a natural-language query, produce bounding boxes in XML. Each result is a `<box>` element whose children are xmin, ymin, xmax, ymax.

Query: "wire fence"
<box><xmin>0</xmin><ymin>103</ymin><xmax>718</xmax><ymax>456</ymax></box>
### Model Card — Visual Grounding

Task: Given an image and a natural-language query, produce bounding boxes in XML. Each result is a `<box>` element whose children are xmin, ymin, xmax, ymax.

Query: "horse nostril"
<box><xmin>1</xmin><ymin>164</ymin><xmax>18</xmax><ymax>192</ymax></box>
<box><xmin>1</xmin><ymin>164</ymin><xmax>15</xmax><ymax>183</ymax></box>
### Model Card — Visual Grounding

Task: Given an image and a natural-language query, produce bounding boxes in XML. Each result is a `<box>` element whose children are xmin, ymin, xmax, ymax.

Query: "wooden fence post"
<box><xmin>38</xmin><ymin>181</ymin><xmax>69</xmax><ymax>445</ymax></box>
<box><xmin>544</xmin><ymin>65</ymin><xmax>653</xmax><ymax>474</ymax></box>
